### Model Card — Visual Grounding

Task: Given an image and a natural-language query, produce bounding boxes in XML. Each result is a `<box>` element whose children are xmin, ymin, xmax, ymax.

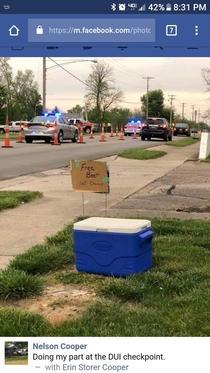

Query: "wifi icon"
<box><xmin>138</xmin><ymin>4</ymin><xmax>146</xmax><ymax>11</ymax></box>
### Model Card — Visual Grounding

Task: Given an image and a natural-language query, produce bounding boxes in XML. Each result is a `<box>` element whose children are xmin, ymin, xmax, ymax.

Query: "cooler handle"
<box><xmin>138</xmin><ymin>230</ymin><xmax>153</xmax><ymax>246</ymax></box>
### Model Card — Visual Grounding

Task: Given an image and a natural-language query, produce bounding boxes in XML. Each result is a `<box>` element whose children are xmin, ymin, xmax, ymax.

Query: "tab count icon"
<box><xmin>166</xmin><ymin>25</ymin><xmax>177</xmax><ymax>36</ymax></box>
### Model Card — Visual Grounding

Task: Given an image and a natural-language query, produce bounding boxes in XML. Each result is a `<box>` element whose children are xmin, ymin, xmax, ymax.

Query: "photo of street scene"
<box><xmin>5</xmin><ymin>342</ymin><xmax>28</xmax><ymax>365</ymax></box>
<box><xmin>0</xmin><ymin>57</ymin><xmax>210</xmax><ymax>337</ymax></box>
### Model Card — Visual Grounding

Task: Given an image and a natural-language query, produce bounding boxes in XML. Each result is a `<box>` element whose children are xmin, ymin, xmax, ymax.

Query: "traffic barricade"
<box><xmin>118</xmin><ymin>125</ymin><xmax>125</xmax><ymax>140</ymax></box>
<box><xmin>78</xmin><ymin>125</ymin><xmax>86</xmax><ymax>144</ymax></box>
<box><xmin>51</xmin><ymin>120</ymin><xmax>61</xmax><ymax>145</ymax></box>
<box><xmin>2</xmin><ymin>116</ymin><xmax>13</xmax><ymax>148</ymax></box>
<box><xmin>132</xmin><ymin>128</ymin><xmax>137</xmax><ymax>139</ymax></box>
<box><xmin>16</xmin><ymin>120</ymin><xmax>24</xmax><ymax>143</ymax></box>
<box><xmin>99</xmin><ymin>123</ymin><xmax>106</xmax><ymax>142</ymax></box>
<box><xmin>89</xmin><ymin>126</ymin><xmax>94</xmax><ymax>139</ymax></box>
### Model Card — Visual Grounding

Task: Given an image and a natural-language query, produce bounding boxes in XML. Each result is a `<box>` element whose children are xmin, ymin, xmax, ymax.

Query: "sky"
<box><xmin>8</xmin><ymin>57</ymin><xmax>210</xmax><ymax>121</ymax></box>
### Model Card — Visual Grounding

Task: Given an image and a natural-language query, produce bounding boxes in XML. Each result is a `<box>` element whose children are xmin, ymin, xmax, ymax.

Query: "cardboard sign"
<box><xmin>71</xmin><ymin>160</ymin><xmax>109</xmax><ymax>193</ymax></box>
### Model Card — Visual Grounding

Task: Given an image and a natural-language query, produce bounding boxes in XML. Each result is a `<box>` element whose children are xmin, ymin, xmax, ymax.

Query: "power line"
<box><xmin>48</xmin><ymin>57</ymin><xmax>88</xmax><ymax>87</ymax></box>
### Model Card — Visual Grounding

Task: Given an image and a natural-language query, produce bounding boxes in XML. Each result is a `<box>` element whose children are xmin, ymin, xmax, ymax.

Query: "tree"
<box><xmin>0</xmin><ymin>85</ymin><xmax>7</xmax><ymax>124</ymax></box>
<box><xmin>85</xmin><ymin>61</ymin><xmax>124</xmax><ymax>123</ymax></box>
<box><xmin>131</xmin><ymin>108</ymin><xmax>143</xmax><ymax>118</ymax></box>
<box><xmin>140</xmin><ymin>89</ymin><xmax>164</xmax><ymax>117</ymax></box>
<box><xmin>0</xmin><ymin>58</ymin><xmax>13</xmax><ymax>118</ymax></box>
<box><xmin>104</xmin><ymin>108</ymin><xmax>132</xmax><ymax>127</ymax></box>
<box><xmin>202</xmin><ymin>67</ymin><xmax>210</xmax><ymax>90</ymax></box>
<box><xmin>162</xmin><ymin>107</ymin><xmax>174</xmax><ymax>122</ymax></box>
<box><xmin>12</xmin><ymin>70</ymin><xmax>42</xmax><ymax>120</ymax></box>
<box><xmin>67</xmin><ymin>104</ymin><xmax>83</xmax><ymax>114</ymax></box>
<box><xmin>0</xmin><ymin>58</ymin><xmax>41</xmax><ymax>120</ymax></box>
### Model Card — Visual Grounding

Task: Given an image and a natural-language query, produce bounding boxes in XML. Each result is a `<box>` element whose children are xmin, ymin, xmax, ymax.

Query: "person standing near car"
<box><xmin>107</xmin><ymin>122</ymin><xmax>112</xmax><ymax>133</ymax></box>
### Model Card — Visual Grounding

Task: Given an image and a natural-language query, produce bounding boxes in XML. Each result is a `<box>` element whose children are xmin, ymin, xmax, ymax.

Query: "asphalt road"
<box><xmin>0</xmin><ymin>135</ymin><xmax>169</xmax><ymax>180</ymax></box>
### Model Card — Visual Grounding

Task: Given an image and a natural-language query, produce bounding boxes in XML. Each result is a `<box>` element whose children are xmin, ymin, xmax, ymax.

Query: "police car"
<box><xmin>23</xmin><ymin>112</ymin><xmax>78</xmax><ymax>144</ymax></box>
<box><xmin>124</xmin><ymin>118</ymin><xmax>142</xmax><ymax>136</ymax></box>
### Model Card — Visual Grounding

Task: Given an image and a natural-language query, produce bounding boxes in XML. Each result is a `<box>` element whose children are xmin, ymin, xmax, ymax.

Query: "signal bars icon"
<box><xmin>195</xmin><ymin>25</ymin><xmax>199</xmax><ymax>35</ymax></box>
<box><xmin>138</xmin><ymin>4</ymin><xmax>146</xmax><ymax>11</ymax></box>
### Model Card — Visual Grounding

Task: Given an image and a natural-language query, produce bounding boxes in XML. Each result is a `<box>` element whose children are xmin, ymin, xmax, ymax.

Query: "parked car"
<box><xmin>0</xmin><ymin>121</ymin><xmax>28</xmax><ymax>133</ymax></box>
<box><xmin>68</xmin><ymin>118</ymin><xmax>98</xmax><ymax>133</ymax></box>
<box><xmin>173</xmin><ymin>123</ymin><xmax>191</xmax><ymax>136</ymax></box>
<box><xmin>18</xmin><ymin>349</ymin><xmax>28</xmax><ymax>356</ymax></box>
<box><xmin>23</xmin><ymin>113</ymin><xmax>78</xmax><ymax>143</ymax></box>
<box><xmin>141</xmin><ymin>117</ymin><xmax>172</xmax><ymax>141</ymax></box>
<box><xmin>191</xmin><ymin>128</ymin><xmax>198</xmax><ymax>133</ymax></box>
<box><xmin>124</xmin><ymin>118</ymin><xmax>142</xmax><ymax>136</ymax></box>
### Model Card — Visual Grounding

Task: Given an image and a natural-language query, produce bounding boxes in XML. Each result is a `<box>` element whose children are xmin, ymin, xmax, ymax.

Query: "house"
<box><xmin>8</xmin><ymin>25</ymin><xmax>19</xmax><ymax>36</ymax></box>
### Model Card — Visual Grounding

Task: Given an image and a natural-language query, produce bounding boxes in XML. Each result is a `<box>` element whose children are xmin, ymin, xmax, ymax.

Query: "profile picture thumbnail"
<box><xmin>5</xmin><ymin>342</ymin><xmax>28</xmax><ymax>365</ymax></box>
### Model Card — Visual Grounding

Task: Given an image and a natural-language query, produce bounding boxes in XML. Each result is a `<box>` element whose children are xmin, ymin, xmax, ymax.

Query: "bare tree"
<box><xmin>202</xmin><ymin>67</ymin><xmax>210</xmax><ymax>90</ymax></box>
<box><xmin>85</xmin><ymin>61</ymin><xmax>124</xmax><ymax>122</ymax></box>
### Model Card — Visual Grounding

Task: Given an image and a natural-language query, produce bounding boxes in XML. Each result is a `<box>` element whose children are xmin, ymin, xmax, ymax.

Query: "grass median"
<box><xmin>0</xmin><ymin>190</ymin><xmax>42</xmax><ymax>212</ymax></box>
<box><xmin>118</xmin><ymin>149</ymin><xmax>167</xmax><ymax>160</ymax></box>
<box><xmin>166</xmin><ymin>137</ymin><xmax>200</xmax><ymax>147</ymax></box>
<box><xmin>0</xmin><ymin>133</ymin><xmax>19</xmax><ymax>140</ymax></box>
<box><xmin>201</xmin><ymin>155</ymin><xmax>210</xmax><ymax>162</ymax></box>
<box><xmin>1</xmin><ymin>217</ymin><xmax>210</xmax><ymax>336</ymax></box>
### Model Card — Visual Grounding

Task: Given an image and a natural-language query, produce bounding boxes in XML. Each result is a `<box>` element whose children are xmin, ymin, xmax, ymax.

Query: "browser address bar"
<box><xmin>28</xmin><ymin>19</ymin><xmax>155</xmax><ymax>42</ymax></box>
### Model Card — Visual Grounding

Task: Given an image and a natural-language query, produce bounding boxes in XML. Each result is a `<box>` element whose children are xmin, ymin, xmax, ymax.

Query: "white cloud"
<box><xmin>8</xmin><ymin>57</ymin><xmax>210</xmax><ymax>119</ymax></box>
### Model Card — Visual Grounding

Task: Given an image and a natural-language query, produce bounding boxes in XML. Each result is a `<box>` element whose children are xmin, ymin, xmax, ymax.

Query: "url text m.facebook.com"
<box><xmin>48</xmin><ymin>26</ymin><xmax>152</xmax><ymax>35</ymax></box>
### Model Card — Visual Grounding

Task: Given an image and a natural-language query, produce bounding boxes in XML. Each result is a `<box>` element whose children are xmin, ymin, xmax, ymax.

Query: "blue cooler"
<box><xmin>73</xmin><ymin>217</ymin><xmax>153</xmax><ymax>277</ymax></box>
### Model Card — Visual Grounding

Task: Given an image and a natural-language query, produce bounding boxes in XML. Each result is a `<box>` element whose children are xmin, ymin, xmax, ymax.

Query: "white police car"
<box><xmin>23</xmin><ymin>112</ymin><xmax>78</xmax><ymax>144</ymax></box>
<box><xmin>124</xmin><ymin>118</ymin><xmax>142</xmax><ymax>136</ymax></box>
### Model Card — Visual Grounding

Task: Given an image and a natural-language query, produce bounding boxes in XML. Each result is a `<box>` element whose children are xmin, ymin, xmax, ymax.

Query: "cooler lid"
<box><xmin>73</xmin><ymin>217</ymin><xmax>151</xmax><ymax>234</ymax></box>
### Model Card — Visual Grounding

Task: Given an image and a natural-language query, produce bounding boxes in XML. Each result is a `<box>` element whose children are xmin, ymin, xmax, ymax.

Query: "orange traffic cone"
<box><xmin>110</xmin><ymin>125</ymin><xmax>114</xmax><ymax>137</ymax></box>
<box><xmin>16</xmin><ymin>120</ymin><xmax>24</xmax><ymax>143</ymax></box>
<box><xmin>89</xmin><ymin>127</ymin><xmax>94</xmax><ymax>139</ymax></box>
<box><xmin>2</xmin><ymin>116</ymin><xmax>13</xmax><ymax>148</ymax></box>
<box><xmin>51</xmin><ymin>120</ymin><xmax>61</xmax><ymax>145</ymax></box>
<box><xmin>132</xmin><ymin>128</ymin><xmax>137</xmax><ymax>139</ymax></box>
<box><xmin>118</xmin><ymin>125</ymin><xmax>125</xmax><ymax>141</ymax></box>
<box><xmin>99</xmin><ymin>123</ymin><xmax>106</xmax><ymax>142</ymax></box>
<box><xmin>77</xmin><ymin>125</ymin><xmax>86</xmax><ymax>144</ymax></box>
<box><xmin>115</xmin><ymin>125</ymin><xmax>119</xmax><ymax>136</ymax></box>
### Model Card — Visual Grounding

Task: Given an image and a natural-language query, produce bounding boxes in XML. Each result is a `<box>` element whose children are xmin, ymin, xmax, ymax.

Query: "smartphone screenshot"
<box><xmin>0</xmin><ymin>1</ymin><xmax>209</xmax><ymax>372</ymax></box>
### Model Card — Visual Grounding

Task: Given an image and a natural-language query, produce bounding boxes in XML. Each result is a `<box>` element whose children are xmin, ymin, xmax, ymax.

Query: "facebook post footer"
<box><xmin>1</xmin><ymin>338</ymin><xmax>209</xmax><ymax>372</ymax></box>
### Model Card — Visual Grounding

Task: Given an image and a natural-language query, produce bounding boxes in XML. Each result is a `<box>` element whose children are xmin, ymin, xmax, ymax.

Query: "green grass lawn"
<box><xmin>0</xmin><ymin>133</ymin><xmax>19</xmax><ymax>140</ymax></box>
<box><xmin>118</xmin><ymin>149</ymin><xmax>167</xmax><ymax>160</ymax></box>
<box><xmin>166</xmin><ymin>137</ymin><xmax>200</xmax><ymax>147</ymax></box>
<box><xmin>5</xmin><ymin>355</ymin><xmax>28</xmax><ymax>365</ymax></box>
<box><xmin>1</xmin><ymin>217</ymin><xmax>210</xmax><ymax>337</ymax></box>
<box><xmin>0</xmin><ymin>190</ymin><xmax>42</xmax><ymax>212</ymax></box>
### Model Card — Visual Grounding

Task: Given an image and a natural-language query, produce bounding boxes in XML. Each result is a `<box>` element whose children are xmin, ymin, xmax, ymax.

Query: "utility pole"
<box><xmin>198</xmin><ymin>108</ymin><xmax>201</xmax><ymax>122</ymax></box>
<box><xmin>43</xmin><ymin>57</ymin><xmax>46</xmax><ymax>112</ymax></box>
<box><xmin>194</xmin><ymin>109</ymin><xmax>197</xmax><ymax>123</ymax></box>
<box><xmin>191</xmin><ymin>105</ymin><xmax>195</xmax><ymax>121</ymax></box>
<box><xmin>181</xmin><ymin>103</ymin><xmax>186</xmax><ymax>119</ymax></box>
<box><xmin>142</xmin><ymin>77</ymin><xmax>154</xmax><ymax>118</ymax></box>
<box><xmin>168</xmin><ymin>95</ymin><xmax>176</xmax><ymax>126</ymax></box>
